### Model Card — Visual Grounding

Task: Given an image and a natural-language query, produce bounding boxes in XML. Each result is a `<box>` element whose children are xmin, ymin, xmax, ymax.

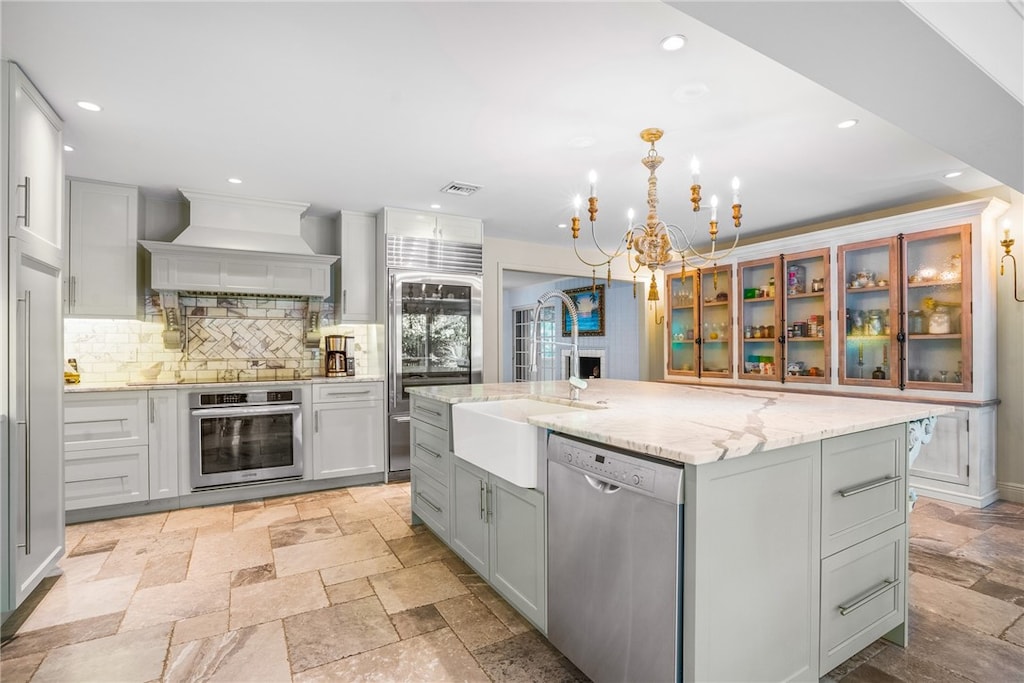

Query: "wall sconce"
<box><xmin>999</xmin><ymin>218</ymin><xmax>1024</xmax><ymax>302</ymax></box>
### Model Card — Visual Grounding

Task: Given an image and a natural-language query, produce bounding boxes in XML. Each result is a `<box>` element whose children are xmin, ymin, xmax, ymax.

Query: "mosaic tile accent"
<box><xmin>186</xmin><ymin>318</ymin><xmax>305</xmax><ymax>361</ymax></box>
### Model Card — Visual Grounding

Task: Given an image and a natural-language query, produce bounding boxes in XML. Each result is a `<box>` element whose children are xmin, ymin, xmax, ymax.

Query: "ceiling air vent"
<box><xmin>440</xmin><ymin>181</ymin><xmax>482</xmax><ymax>196</ymax></box>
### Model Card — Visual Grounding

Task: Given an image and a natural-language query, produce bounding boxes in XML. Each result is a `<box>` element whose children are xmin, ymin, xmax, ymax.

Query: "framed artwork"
<box><xmin>562</xmin><ymin>284</ymin><xmax>605</xmax><ymax>336</ymax></box>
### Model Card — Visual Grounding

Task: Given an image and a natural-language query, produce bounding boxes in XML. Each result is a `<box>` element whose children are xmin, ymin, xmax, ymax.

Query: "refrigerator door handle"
<box><xmin>388</xmin><ymin>273</ymin><xmax>398</xmax><ymax>408</ymax></box>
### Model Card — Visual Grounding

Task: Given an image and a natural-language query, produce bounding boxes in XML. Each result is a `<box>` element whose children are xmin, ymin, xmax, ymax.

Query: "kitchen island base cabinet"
<box><xmin>910</xmin><ymin>405</ymin><xmax>998</xmax><ymax>508</ymax></box>
<box><xmin>409</xmin><ymin>395</ymin><xmax>453</xmax><ymax>542</ymax></box>
<box><xmin>451</xmin><ymin>457</ymin><xmax>545</xmax><ymax>632</ymax></box>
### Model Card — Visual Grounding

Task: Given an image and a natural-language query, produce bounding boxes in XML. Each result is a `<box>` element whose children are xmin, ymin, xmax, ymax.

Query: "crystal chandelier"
<box><xmin>569</xmin><ymin>127</ymin><xmax>744</xmax><ymax>306</ymax></box>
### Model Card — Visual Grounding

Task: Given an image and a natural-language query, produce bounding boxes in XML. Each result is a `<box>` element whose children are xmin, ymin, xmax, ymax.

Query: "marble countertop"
<box><xmin>409</xmin><ymin>379</ymin><xmax>953</xmax><ymax>466</ymax></box>
<box><xmin>65</xmin><ymin>375</ymin><xmax>385</xmax><ymax>393</ymax></box>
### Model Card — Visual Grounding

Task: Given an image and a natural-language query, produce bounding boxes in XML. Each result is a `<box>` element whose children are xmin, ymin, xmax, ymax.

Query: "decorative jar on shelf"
<box><xmin>928</xmin><ymin>306</ymin><xmax>952</xmax><ymax>335</ymax></box>
<box><xmin>872</xmin><ymin>366</ymin><xmax>886</xmax><ymax>380</ymax></box>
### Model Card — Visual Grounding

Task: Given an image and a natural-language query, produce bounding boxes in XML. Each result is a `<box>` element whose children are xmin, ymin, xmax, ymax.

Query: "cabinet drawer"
<box><xmin>820</xmin><ymin>525</ymin><xmax>905</xmax><ymax>674</ymax></box>
<box><xmin>411</xmin><ymin>471</ymin><xmax>450</xmax><ymax>543</ymax></box>
<box><xmin>410</xmin><ymin>395</ymin><xmax>450</xmax><ymax>431</ymax></box>
<box><xmin>410</xmin><ymin>419</ymin><xmax>450</xmax><ymax>485</ymax></box>
<box><xmin>313</xmin><ymin>381</ymin><xmax>384</xmax><ymax>404</ymax></box>
<box><xmin>822</xmin><ymin>424</ymin><xmax>906</xmax><ymax>556</ymax></box>
<box><xmin>65</xmin><ymin>391</ymin><xmax>149</xmax><ymax>451</ymax></box>
<box><xmin>65</xmin><ymin>444</ymin><xmax>149</xmax><ymax>510</ymax></box>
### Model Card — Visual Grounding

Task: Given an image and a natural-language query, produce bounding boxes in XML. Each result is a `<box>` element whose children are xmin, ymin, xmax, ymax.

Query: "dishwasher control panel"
<box><xmin>556</xmin><ymin>441</ymin><xmax>657</xmax><ymax>493</ymax></box>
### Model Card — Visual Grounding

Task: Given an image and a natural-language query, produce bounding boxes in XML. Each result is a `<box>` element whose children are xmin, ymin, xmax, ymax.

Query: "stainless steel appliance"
<box><xmin>189</xmin><ymin>388</ymin><xmax>304</xmax><ymax>489</ymax></box>
<box><xmin>547</xmin><ymin>433</ymin><xmax>685</xmax><ymax>683</ymax></box>
<box><xmin>387</xmin><ymin>235</ymin><xmax>482</xmax><ymax>474</ymax></box>
<box><xmin>324</xmin><ymin>334</ymin><xmax>352</xmax><ymax>377</ymax></box>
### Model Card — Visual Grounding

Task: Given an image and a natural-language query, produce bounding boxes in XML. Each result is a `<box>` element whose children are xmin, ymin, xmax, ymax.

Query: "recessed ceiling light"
<box><xmin>661</xmin><ymin>34</ymin><xmax>686</xmax><ymax>51</ymax></box>
<box><xmin>837</xmin><ymin>119</ymin><xmax>859</xmax><ymax>129</ymax></box>
<box><xmin>944</xmin><ymin>170</ymin><xmax>963</xmax><ymax>179</ymax></box>
<box><xmin>430</xmin><ymin>204</ymin><xmax>441</xmax><ymax>209</ymax></box>
<box><xmin>63</xmin><ymin>144</ymin><xmax>74</xmax><ymax>152</ymax></box>
<box><xmin>227</xmin><ymin>178</ymin><xmax>242</xmax><ymax>184</ymax></box>
<box><xmin>557</xmin><ymin>223</ymin><xmax>568</xmax><ymax>229</ymax></box>
<box><xmin>673</xmin><ymin>82</ymin><xmax>710</xmax><ymax>102</ymax></box>
<box><xmin>76</xmin><ymin>101</ymin><xmax>102</xmax><ymax>112</ymax></box>
<box><xmin>568</xmin><ymin>136</ymin><xmax>596</xmax><ymax>149</ymax></box>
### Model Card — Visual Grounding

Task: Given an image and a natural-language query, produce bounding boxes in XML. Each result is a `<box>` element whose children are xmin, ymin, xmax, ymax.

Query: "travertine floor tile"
<box><xmin>910</xmin><ymin>571</ymin><xmax>1024</xmax><ymax>637</ymax></box>
<box><xmin>846</xmin><ymin>643</ymin><xmax>965</xmax><ymax>683</ymax></box>
<box><xmin>471</xmin><ymin>630</ymin><xmax>588</xmax><ymax>682</ymax></box>
<box><xmin>320</xmin><ymin>552</ymin><xmax>403</xmax><ymax>585</ymax></box>
<box><xmin>0</xmin><ymin>651</ymin><xmax>44</xmax><ymax>683</ymax></box>
<box><xmin>0</xmin><ymin>612</ymin><xmax>122</xmax><ymax>660</ymax></box>
<box><xmin>30</xmin><ymin>622</ymin><xmax>171</xmax><ymax>682</ymax></box>
<box><xmin>953</xmin><ymin>525</ymin><xmax>1024</xmax><ymax>574</ymax></box>
<box><xmin>273</xmin><ymin>530</ymin><xmax>392</xmax><ymax>577</ymax></box>
<box><xmin>390</xmin><ymin>604</ymin><xmax>448</xmax><ymax>640</ymax></box>
<box><xmin>171</xmin><ymin>610</ymin><xmax>230</xmax><ymax>645</ymax></box>
<box><xmin>229</xmin><ymin>570</ymin><xmax>328</xmax><ymax>629</ymax></box>
<box><xmin>1005</xmin><ymin>615</ymin><xmax>1024</xmax><ymax>647</ymax></box>
<box><xmin>230</xmin><ymin>563</ymin><xmax>276</xmax><ymax>588</ymax></box>
<box><xmin>69</xmin><ymin>512</ymin><xmax>168</xmax><ymax>543</ymax></box>
<box><xmin>908</xmin><ymin>544</ymin><xmax>991</xmax><ymax>588</ymax></box>
<box><xmin>435</xmin><ymin>594</ymin><xmax>513</xmax><ymax>651</ymax></box>
<box><xmin>908</xmin><ymin>514</ymin><xmax>986</xmax><ymax>553</ymax></box>
<box><xmin>463</xmin><ymin>578</ymin><xmax>533</xmax><ymax>635</ymax></box>
<box><xmin>325</xmin><ymin>577</ymin><xmax>375</xmax><ymax>605</ymax></box>
<box><xmin>386</xmin><ymin>529</ymin><xmax>457</xmax><ymax>567</ymax></box>
<box><xmin>162</xmin><ymin>504</ymin><xmax>234</xmax><ymax>533</ymax></box>
<box><xmin>137</xmin><ymin>550</ymin><xmax>191</xmax><ymax>589</ymax></box>
<box><xmin>120</xmin><ymin>573</ymin><xmax>230</xmax><ymax>632</ymax></box>
<box><xmin>370</xmin><ymin>512</ymin><xmax>417</xmax><ymax>540</ymax></box>
<box><xmin>292</xmin><ymin>626</ymin><xmax>489</xmax><ymax>682</ymax></box>
<box><xmin>57</xmin><ymin>551</ymin><xmax>109</xmax><ymax>585</ymax></box>
<box><xmin>330</xmin><ymin>499</ymin><xmax>396</xmax><ymax>525</ymax></box>
<box><xmin>18</xmin><ymin>574</ymin><xmax>139</xmax><ymax>633</ymax></box>
<box><xmin>165</xmin><ymin>619</ymin><xmax>291</xmax><ymax>682</ymax></box>
<box><xmin>233</xmin><ymin>503</ymin><xmax>300</xmax><ymax>531</ymax></box>
<box><xmin>188</xmin><ymin>527</ymin><xmax>272</xmax><ymax>578</ymax></box>
<box><xmin>283</xmin><ymin>595</ymin><xmax>399</xmax><ymax>672</ymax></box>
<box><xmin>370</xmin><ymin>560</ymin><xmax>470</xmax><ymax>614</ymax></box>
<box><xmin>268</xmin><ymin>515</ymin><xmax>341</xmax><ymax>548</ymax></box>
<box><xmin>346</xmin><ymin>482</ymin><xmax>410</xmax><ymax>504</ymax></box>
<box><xmin>94</xmin><ymin>528</ymin><xmax>197</xmax><ymax>579</ymax></box>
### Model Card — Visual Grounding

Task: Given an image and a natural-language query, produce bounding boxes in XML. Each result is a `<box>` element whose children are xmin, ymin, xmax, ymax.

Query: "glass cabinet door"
<box><xmin>666</xmin><ymin>272</ymin><xmax>698</xmax><ymax>376</ymax></box>
<box><xmin>838</xmin><ymin>238</ymin><xmax>899</xmax><ymax>387</ymax></box>
<box><xmin>698</xmin><ymin>265</ymin><xmax>732</xmax><ymax>378</ymax></box>
<box><xmin>783</xmin><ymin>248</ymin><xmax>831</xmax><ymax>384</ymax></box>
<box><xmin>903</xmin><ymin>224</ymin><xmax>971</xmax><ymax>391</ymax></box>
<box><xmin>738</xmin><ymin>257</ymin><xmax>781</xmax><ymax>380</ymax></box>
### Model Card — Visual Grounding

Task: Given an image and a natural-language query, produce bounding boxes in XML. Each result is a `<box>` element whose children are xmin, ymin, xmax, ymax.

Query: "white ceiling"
<box><xmin>2</xmin><ymin>1</ymin><xmax>1019</xmax><ymax>250</ymax></box>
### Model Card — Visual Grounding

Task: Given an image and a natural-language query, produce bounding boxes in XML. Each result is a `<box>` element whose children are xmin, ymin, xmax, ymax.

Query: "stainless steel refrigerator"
<box><xmin>386</xmin><ymin>236</ymin><xmax>482</xmax><ymax>474</ymax></box>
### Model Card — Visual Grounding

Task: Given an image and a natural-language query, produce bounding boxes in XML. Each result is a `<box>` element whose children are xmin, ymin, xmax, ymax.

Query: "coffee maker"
<box><xmin>324</xmin><ymin>335</ymin><xmax>353</xmax><ymax>377</ymax></box>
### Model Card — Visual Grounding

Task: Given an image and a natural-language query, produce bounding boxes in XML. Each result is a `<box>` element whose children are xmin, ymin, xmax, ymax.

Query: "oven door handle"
<box><xmin>190</xmin><ymin>404</ymin><xmax>301</xmax><ymax>418</ymax></box>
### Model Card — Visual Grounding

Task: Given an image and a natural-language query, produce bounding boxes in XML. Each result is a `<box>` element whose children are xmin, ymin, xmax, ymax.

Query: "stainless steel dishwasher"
<box><xmin>547</xmin><ymin>433</ymin><xmax>684</xmax><ymax>683</ymax></box>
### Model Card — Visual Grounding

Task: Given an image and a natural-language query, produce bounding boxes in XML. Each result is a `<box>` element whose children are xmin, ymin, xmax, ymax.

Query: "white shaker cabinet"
<box><xmin>336</xmin><ymin>211</ymin><xmax>378</xmax><ymax>323</ymax></box>
<box><xmin>147</xmin><ymin>389</ymin><xmax>179</xmax><ymax>500</ymax></box>
<box><xmin>65</xmin><ymin>178</ymin><xmax>139</xmax><ymax>317</ymax></box>
<box><xmin>311</xmin><ymin>382</ymin><xmax>385</xmax><ymax>479</ymax></box>
<box><xmin>380</xmin><ymin>207</ymin><xmax>482</xmax><ymax>244</ymax></box>
<box><xmin>3</xmin><ymin>60</ymin><xmax>65</xmax><ymax>613</ymax></box>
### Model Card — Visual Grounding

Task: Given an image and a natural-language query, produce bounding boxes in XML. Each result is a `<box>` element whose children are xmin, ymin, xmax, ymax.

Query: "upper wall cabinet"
<box><xmin>381</xmin><ymin>207</ymin><xmax>483</xmax><ymax>244</ymax></box>
<box><xmin>335</xmin><ymin>211</ymin><xmax>379</xmax><ymax>323</ymax></box>
<box><xmin>64</xmin><ymin>179</ymin><xmax>139</xmax><ymax>318</ymax></box>
<box><xmin>666</xmin><ymin>265</ymin><xmax>733</xmax><ymax>378</ymax></box>
<box><xmin>7</xmin><ymin>62</ymin><xmax>63</xmax><ymax>266</ymax></box>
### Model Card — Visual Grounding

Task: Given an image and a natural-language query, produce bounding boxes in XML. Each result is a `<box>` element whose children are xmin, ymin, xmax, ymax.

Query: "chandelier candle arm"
<box><xmin>564</xmin><ymin>127</ymin><xmax>747</xmax><ymax>308</ymax></box>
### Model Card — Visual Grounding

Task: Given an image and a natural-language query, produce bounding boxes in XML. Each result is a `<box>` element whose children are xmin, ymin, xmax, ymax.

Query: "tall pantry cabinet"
<box><xmin>2</xmin><ymin>61</ymin><xmax>65</xmax><ymax>619</ymax></box>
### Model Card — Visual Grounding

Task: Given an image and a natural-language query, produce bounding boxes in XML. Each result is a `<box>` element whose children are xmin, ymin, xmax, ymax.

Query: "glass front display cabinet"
<box><xmin>666</xmin><ymin>266</ymin><xmax>732</xmax><ymax>378</ymax></box>
<box><xmin>839</xmin><ymin>224</ymin><xmax>971</xmax><ymax>391</ymax></box>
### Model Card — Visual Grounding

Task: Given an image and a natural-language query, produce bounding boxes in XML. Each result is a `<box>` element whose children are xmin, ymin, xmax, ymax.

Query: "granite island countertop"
<box><xmin>409</xmin><ymin>378</ymin><xmax>953</xmax><ymax>466</ymax></box>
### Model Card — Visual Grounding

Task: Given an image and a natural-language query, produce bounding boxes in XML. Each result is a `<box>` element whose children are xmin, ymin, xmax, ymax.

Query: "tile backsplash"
<box><xmin>65</xmin><ymin>294</ymin><xmax>382</xmax><ymax>384</ymax></box>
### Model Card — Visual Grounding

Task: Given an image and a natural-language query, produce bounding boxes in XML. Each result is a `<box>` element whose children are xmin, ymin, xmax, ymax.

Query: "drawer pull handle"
<box><xmin>416</xmin><ymin>491</ymin><xmax>443</xmax><ymax>514</ymax></box>
<box><xmin>838</xmin><ymin>578</ymin><xmax>899</xmax><ymax>616</ymax></box>
<box><xmin>394</xmin><ymin>415</ymin><xmax>411</xmax><ymax>423</ymax></box>
<box><xmin>326</xmin><ymin>390</ymin><xmax>371</xmax><ymax>396</ymax></box>
<box><xmin>417</xmin><ymin>406</ymin><xmax>442</xmax><ymax>417</ymax></box>
<box><xmin>839</xmin><ymin>475</ymin><xmax>902</xmax><ymax>498</ymax></box>
<box><xmin>417</xmin><ymin>444</ymin><xmax>442</xmax><ymax>459</ymax></box>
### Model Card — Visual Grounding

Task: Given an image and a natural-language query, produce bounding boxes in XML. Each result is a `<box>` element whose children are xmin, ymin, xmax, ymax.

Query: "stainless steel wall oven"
<box><xmin>189</xmin><ymin>388</ymin><xmax>303</xmax><ymax>489</ymax></box>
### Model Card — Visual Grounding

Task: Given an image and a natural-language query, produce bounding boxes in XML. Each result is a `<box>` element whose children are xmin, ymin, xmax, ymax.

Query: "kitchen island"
<box><xmin>408</xmin><ymin>379</ymin><xmax>952</xmax><ymax>682</ymax></box>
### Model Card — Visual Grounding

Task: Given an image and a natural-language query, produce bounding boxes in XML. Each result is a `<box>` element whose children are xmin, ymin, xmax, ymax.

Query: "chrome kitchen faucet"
<box><xmin>529</xmin><ymin>290</ymin><xmax>588</xmax><ymax>401</ymax></box>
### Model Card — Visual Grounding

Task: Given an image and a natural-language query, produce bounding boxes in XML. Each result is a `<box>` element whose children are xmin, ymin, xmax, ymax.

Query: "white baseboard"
<box><xmin>997</xmin><ymin>481</ymin><xmax>1024</xmax><ymax>505</ymax></box>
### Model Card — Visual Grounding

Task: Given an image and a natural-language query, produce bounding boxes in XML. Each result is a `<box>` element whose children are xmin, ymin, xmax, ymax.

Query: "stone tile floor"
<box><xmin>1</xmin><ymin>483</ymin><xmax>1021</xmax><ymax>682</ymax></box>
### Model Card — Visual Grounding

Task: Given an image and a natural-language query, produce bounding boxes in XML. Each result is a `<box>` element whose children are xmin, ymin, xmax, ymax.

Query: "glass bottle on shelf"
<box><xmin>838</xmin><ymin>237</ymin><xmax>898</xmax><ymax>387</ymax></box>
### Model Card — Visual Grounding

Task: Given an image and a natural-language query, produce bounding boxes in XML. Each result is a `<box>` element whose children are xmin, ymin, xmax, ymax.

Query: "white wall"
<box><xmin>996</xmin><ymin>188</ymin><xmax>1024</xmax><ymax>502</ymax></box>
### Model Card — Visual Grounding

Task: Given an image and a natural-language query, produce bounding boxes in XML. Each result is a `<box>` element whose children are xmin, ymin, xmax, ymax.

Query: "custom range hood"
<box><xmin>140</xmin><ymin>188</ymin><xmax>338</xmax><ymax>298</ymax></box>
<box><xmin>140</xmin><ymin>189</ymin><xmax>339</xmax><ymax>349</ymax></box>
